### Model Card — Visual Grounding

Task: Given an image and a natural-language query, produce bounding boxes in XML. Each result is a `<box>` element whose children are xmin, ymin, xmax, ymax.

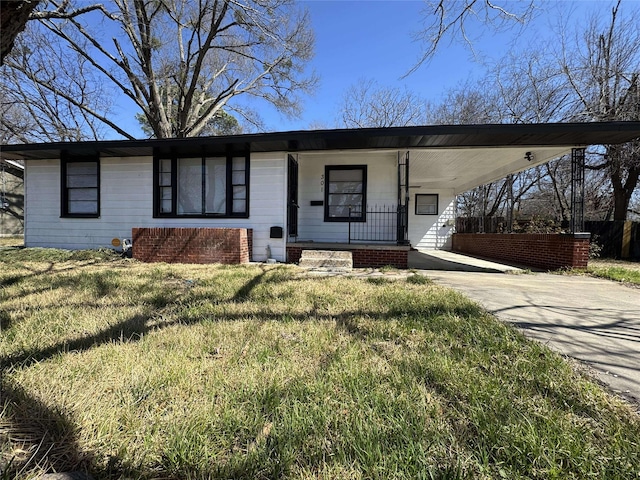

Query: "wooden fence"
<box><xmin>585</xmin><ymin>221</ymin><xmax>640</xmax><ymax>260</ymax></box>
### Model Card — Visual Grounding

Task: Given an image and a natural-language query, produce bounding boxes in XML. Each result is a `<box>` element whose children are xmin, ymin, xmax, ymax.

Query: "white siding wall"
<box><xmin>295</xmin><ymin>151</ymin><xmax>397</xmax><ymax>243</ymax></box>
<box><xmin>408</xmin><ymin>188</ymin><xmax>456</xmax><ymax>250</ymax></box>
<box><xmin>24</xmin><ymin>153</ymin><xmax>287</xmax><ymax>261</ymax></box>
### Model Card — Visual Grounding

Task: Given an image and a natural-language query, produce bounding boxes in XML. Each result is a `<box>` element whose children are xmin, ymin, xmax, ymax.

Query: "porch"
<box><xmin>286</xmin><ymin>149</ymin><xmax>456</xmax><ymax>251</ymax></box>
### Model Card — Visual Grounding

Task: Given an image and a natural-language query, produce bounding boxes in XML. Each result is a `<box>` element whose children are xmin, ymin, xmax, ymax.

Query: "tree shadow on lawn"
<box><xmin>0</xmin><ymin>378</ymin><xmax>94</xmax><ymax>477</ymax></box>
<box><xmin>0</xmin><ymin>262</ymin><xmax>55</xmax><ymax>289</ymax></box>
<box><xmin>3</xmin><ymin>268</ymin><xmax>487</xmax><ymax>371</ymax></box>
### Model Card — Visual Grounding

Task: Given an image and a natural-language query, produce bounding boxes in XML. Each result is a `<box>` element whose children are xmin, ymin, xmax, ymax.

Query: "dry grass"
<box><xmin>583</xmin><ymin>259</ymin><xmax>640</xmax><ymax>285</ymax></box>
<box><xmin>590</xmin><ymin>259</ymin><xmax>640</xmax><ymax>272</ymax></box>
<box><xmin>0</xmin><ymin>237</ymin><xmax>23</xmax><ymax>248</ymax></box>
<box><xmin>1</xmin><ymin>249</ymin><xmax>639</xmax><ymax>479</ymax></box>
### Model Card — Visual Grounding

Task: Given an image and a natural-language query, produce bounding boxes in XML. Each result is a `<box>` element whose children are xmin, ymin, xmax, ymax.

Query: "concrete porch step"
<box><xmin>298</xmin><ymin>250</ymin><xmax>353</xmax><ymax>272</ymax></box>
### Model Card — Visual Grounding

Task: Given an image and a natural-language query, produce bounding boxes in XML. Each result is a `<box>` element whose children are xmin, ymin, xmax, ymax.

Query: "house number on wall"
<box><xmin>320</xmin><ymin>174</ymin><xmax>324</xmax><ymax>192</ymax></box>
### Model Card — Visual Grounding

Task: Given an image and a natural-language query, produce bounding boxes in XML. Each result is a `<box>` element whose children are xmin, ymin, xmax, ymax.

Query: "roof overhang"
<box><xmin>1</xmin><ymin>122</ymin><xmax>639</xmax><ymax>162</ymax></box>
<box><xmin>2</xmin><ymin>122</ymin><xmax>639</xmax><ymax>194</ymax></box>
<box><xmin>0</xmin><ymin>158</ymin><xmax>24</xmax><ymax>179</ymax></box>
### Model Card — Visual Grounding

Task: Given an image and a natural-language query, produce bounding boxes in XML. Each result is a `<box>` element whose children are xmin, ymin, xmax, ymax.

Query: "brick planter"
<box><xmin>452</xmin><ymin>233</ymin><xmax>590</xmax><ymax>270</ymax></box>
<box><xmin>132</xmin><ymin>227</ymin><xmax>252</xmax><ymax>264</ymax></box>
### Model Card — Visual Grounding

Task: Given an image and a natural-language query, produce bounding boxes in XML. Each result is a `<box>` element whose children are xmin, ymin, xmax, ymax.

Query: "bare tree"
<box><xmin>338</xmin><ymin>79</ymin><xmax>427</xmax><ymax>128</ymax></box>
<box><xmin>426</xmin><ymin>80</ymin><xmax>498</xmax><ymax>124</ymax></box>
<box><xmin>559</xmin><ymin>0</ymin><xmax>640</xmax><ymax>220</ymax></box>
<box><xmin>491</xmin><ymin>48</ymin><xmax>571</xmax><ymax>123</ymax></box>
<box><xmin>134</xmin><ymin>85</ymin><xmax>242</xmax><ymax>138</ymax></box>
<box><xmin>1</xmin><ymin>24</ymin><xmax>111</xmax><ymax>142</ymax></box>
<box><xmin>3</xmin><ymin>0</ymin><xmax>316</xmax><ymax>140</ymax></box>
<box><xmin>408</xmin><ymin>0</ymin><xmax>536</xmax><ymax>74</ymax></box>
<box><xmin>1</xmin><ymin>0</ymin><xmax>113</xmax><ymax>65</ymax></box>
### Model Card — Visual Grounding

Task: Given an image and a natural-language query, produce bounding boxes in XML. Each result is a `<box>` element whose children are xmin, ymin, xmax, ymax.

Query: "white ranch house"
<box><xmin>2</xmin><ymin>123</ymin><xmax>639</xmax><ymax>268</ymax></box>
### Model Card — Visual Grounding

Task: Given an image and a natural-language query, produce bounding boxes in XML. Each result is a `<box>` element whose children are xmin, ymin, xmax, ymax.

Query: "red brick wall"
<box><xmin>286</xmin><ymin>246</ymin><xmax>408</xmax><ymax>269</ymax></box>
<box><xmin>132</xmin><ymin>227</ymin><xmax>253</xmax><ymax>264</ymax></box>
<box><xmin>351</xmin><ymin>249</ymin><xmax>408</xmax><ymax>269</ymax></box>
<box><xmin>286</xmin><ymin>246</ymin><xmax>303</xmax><ymax>264</ymax></box>
<box><xmin>452</xmin><ymin>233</ymin><xmax>590</xmax><ymax>270</ymax></box>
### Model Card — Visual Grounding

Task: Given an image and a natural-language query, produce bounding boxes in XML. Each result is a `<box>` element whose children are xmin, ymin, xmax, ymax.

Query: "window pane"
<box><xmin>160</xmin><ymin>159</ymin><xmax>171</xmax><ymax>173</ymax></box>
<box><xmin>67</xmin><ymin>162</ymin><xmax>98</xmax><ymax>188</ymax></box>
<box><xmin>160</xmin><ymin>186</ymin><xmax>172</xmax><ymax>200</ymax></box>
<box><xmin>327</xmin><ymin>205</ymin><xmax>343</xmax><ymax>217</ymax></box>
<box><xmin>328</xmin><ymin>194</ymin><xmax>363</xmax><ymax>216</ymax></box>
<box><xmin>233</xmin><ymin>199</ymin><xmax>246</xmax><ymax>213</ymax></box>
<box><xmin>68</xmin><ymin>201</ymin><xmax>98</xmax><ymax>214</ymax></box>
<box><xmin>329</xmin><ymin>181</ymin><xmax>362</xmax><ymax>194</ymax></box>
<box><xmin>232</xmin><ymin>171</ymin><xmax>245</xmax><ymax>184</ymax></box>
<box><xmin>68</xmin><ymin>188</ymin><xmax>98</xmax><ymax>201</ymax></box>
<box><xmin>205</xmin><ymin>157</ymin><xmax>226</xmax><ymax>214</ymax></box>
<box><xmin>416</xmin><ymin>194</ymin><xmax>438</xmax><ymax>214</ymax></box>
<box><xmin>326</xmin><ymin>166</ymin><xmax>365</xmax><ymax>220</ymax></box>
<box><xmin>160</xmin><ymin>199</ymin><xmax>172</xmax><ymax>213</ymax></box>
<box><xmin>232</xmin><ymin>185</ymin><xmax>246</xmax><ymax>200</ymax></box>
<box><xmin>232</xmin><ymin>185</ymin><xmax>246</xmax><ymax>214</ymax></box>
<box><xmin>231</xmin><ymin>157</ymin><xmax>246</xmax><ymax>188</ymax></box>
<box><xmin>232</xmin><ymin>157</ymin><xmax>245</xmax><ymax>170</ymax></box>
<box><xmin>64</xmin><ymin>160</ymin><xmax>98</xmax><ymax>216</ymax></box>
<box><xmin>67</xmin><ymin>162</ymin><xmax>97</xmax><ymax>176</ymax></box>
<box><xmin>328</xmin><ymin>193</ymin><xmax>362</xmax><ymax>205</ymax></box>
<box><xmin>327</xmin><ymin>199</ymin><xmax>362</xmax><ymax>217</ymax></box>
<box><xmin>328</xmin><ymin>205</ymin><xmax>362</xmax><ymax>217</ymax></box>
<box><xmin>330</xmin><ymin>169</ymin><xmax>362</xmax><ymax>182</ymax></box>
<box><xmin>67</xmin><ymin>175</ymin><xmax>97</xmax><ymax>188</ymax></box>
<box><xmin>156</xmin><ymin>155</ymin><xmax>249</xmax><ymax>217</ymax></box>
<box><xmin>177</xmin><ymin>157</ymin><xmax>202</xmax><ymax>214</ymax></box>
<box><xmin>158</xmin><ymin>159</ymin><xmax>172</xmax><ymax>214</ymax></box>
<box><xmin>159</xmin><ymin>172</ymin><xmax>171</xmax><ymax>186</ymax></box>
<box><xmin>329</xmin><ymin>169</ymin><xmax>363</xmax><ymax>195</ymax></box>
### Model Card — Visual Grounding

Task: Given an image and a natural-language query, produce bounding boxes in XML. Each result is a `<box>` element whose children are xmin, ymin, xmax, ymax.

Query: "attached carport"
<box><xmin>386</xmin><ymin>122</ymin><xmax>640</xmax><ymax>269</ymax></box>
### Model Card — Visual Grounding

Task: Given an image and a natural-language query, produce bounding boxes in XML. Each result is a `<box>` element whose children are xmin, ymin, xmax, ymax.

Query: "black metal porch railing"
<box><xmin>348</xmin><ymin>205</ymin><xmax>408</xmax><ymax>245</ymax></box>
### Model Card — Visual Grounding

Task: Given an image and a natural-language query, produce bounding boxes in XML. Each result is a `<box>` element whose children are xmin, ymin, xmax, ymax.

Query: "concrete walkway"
<box><xmin>427</xmin><ymin>269</ymin><xmax>640</xmax><ymax>407</ymax></box>
<box><xmin>408</xmin><ymin>249</ymin><xmax>523</xmax><ymax>273</ymax></box>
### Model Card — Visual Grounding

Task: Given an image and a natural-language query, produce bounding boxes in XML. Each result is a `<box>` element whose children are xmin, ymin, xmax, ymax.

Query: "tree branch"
<box><xmin>30</xmin><ymin>1</ymin><xmax>115</xmax><ymax>20</ymax></box>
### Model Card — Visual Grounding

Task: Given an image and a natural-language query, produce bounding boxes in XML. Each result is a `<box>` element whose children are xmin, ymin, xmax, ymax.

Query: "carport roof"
<box><xmin>1</xmin><ymin>121</ymin><xmax>639</xmax><ymax>161</ymax></box>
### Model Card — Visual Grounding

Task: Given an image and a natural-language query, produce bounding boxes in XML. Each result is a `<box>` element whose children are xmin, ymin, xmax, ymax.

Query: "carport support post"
<box><xmin>570</xmin><ymin>147</ymin><xmax>585</xmax><ymax>233</ymax></box>
<box><xmin>506</xmin><ymin>174</ymin><xmax>514</xmax><ymax>232</ymax></box>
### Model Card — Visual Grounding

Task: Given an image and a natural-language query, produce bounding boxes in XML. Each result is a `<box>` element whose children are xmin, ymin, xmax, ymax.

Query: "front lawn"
<box><xmin>586</xmin><ymin>259</ymin><xmax>640</xmax><ymax>286</ymax></box>
<box><xmin>1</xmin><ymin>249</ymin><xmax>639</xmax><ymax>479</ymax></box>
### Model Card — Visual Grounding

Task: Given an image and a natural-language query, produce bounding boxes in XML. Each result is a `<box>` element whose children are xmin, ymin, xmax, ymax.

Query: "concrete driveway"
<box><xmin>427</xmin><ymin>270</ymin><xmax>640</xmax><ymax>407</ymax></box>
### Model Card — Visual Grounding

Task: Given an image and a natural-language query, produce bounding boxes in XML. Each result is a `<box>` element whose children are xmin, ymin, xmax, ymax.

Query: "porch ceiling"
<box><xmin>408</xmin><ymin>145</ymin><xmax>571</xmax><ymax>194</ymax></box>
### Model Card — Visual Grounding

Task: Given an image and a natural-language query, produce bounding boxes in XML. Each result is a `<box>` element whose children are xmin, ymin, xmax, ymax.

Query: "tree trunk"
<box><xmin>612</xmin><ymin>190</ymin><xmax>630</xmax><ymax>221</ymax></box>
<box><xmin>1</xmin><ymin>1</ymin><xmax>39</xmax><ymax>65</ymax></box>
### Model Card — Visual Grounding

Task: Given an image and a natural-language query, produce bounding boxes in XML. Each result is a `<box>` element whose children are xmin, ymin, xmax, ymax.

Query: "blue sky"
<box><xmin>258</xmin><ymin>0</ymin><xmax>614</xmax><ymax>132</ymax></box>
<box><xmin>265</xmin><ymin>0</ymin><xmax>471</xmax><ymax>131</ymax></box>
